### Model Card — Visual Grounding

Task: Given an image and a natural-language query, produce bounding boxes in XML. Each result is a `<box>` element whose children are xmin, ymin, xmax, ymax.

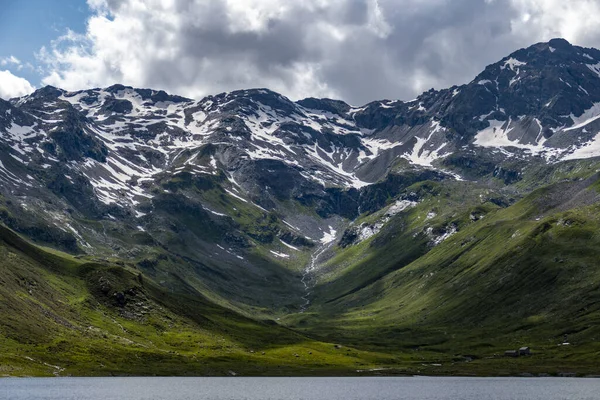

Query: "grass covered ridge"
<box><xmin>2</xmin><ymin>164</ymin><xmax>600</xmax><ymax>377</ymax></box>
<box><xmin>0</xmin><ymin>224</ymin><xmax>396</xmax><ymax>377</ymax></box>
<box><xmin>285</xmin><ymin>174</ymin><xmax>600</xmax><ymax>376</ymax></box>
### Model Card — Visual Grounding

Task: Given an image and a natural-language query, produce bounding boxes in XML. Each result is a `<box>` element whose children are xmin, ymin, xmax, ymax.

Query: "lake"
<box><xmin>1</xmin><ymin>376</ymin><xmax>600</xmax><ymax>400</ymax></box>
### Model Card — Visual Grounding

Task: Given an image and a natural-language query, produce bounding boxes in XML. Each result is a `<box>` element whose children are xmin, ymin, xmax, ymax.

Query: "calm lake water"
<box><xmin>1</xmin><ymin>376</ymin><xmax>599</xmax><ymax>400</ymax></box>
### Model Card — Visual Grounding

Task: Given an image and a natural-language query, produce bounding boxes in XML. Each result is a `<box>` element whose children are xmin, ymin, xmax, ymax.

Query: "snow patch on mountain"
<box><xmin>270</xmin><ymin>250</ymin><xmax>290</xmax><ymax>259</ymax></box>
<box><xmin>403</xmin><ymin>121</ymin><xmax>448</xmax><ymax>166</ymax></box>
<box><xmin>502</xmin><ymin>58</ymin><xmax>527</xmax><ymax>71</ymax></box>
<box><xmin>320</xmin><ymin>226</ymin><xmax>337</xmax><ymax>244</ymax></box>
<box><xmin>565</xmin><ymin>102</ymin><xmax>600</xmax><ymax>131</ymax></box>
<box><xmin>474</xmin><ymin>119</ymin><xmax>561</xmax><ymax>159</ymax></box>
<box><xmin>587</xmin><ymin>62</ymin><xmax>600</xmax><ymax>78</ymax></box>
<box><xmin>563</xmin><ymin>131</ymin><xmax>600</xmax><ymax>160</ymax></box>
<box><xmin>342</xmin><ymin>199</ymin><xmax>418</xmax><ymax>246</ymax></box>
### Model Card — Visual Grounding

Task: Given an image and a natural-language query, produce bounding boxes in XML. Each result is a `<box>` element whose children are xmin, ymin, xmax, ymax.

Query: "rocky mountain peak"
<box><xmin>2</xmin><ymin>39</ymin><xmax>600</xmax><ymax>223</ymax></box>
<box><xmin>296</xmin><ymin>98</ymin><xmax>351</xmax><ymax>116</ymax></box>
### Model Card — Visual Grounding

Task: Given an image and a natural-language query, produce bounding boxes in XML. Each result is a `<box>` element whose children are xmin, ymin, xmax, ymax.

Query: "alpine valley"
<box><xmin>2</xmin><ymin>38</ymin><xmax>600</xmax><ymax>377</ymax></box>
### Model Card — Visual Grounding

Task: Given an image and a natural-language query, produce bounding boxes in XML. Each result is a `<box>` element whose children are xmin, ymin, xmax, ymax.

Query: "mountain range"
<box><xmin>1</xmin><ymin>38</ymin><xmax>600</xmax><ymax>376</ymax></box>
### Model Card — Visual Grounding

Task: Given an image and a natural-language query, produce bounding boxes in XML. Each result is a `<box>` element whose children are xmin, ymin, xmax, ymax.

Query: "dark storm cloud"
<box><xmin>39</xmin><ymin>0</ymin><xmax>600</xmax><ymax>104</ymax></box>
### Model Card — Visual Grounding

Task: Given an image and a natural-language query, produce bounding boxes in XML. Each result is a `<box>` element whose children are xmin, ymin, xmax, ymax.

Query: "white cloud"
<box><xmin>0</xmin><ymin>70</ymin><xmax>35</xmax><ymax>99</ymax></box>
<box><xmin>38</xmin><ymin>0</ymin><xmax>363</xmax><ymax>100</ymax></box>
<box><xmin>0</xmin><ymin>55</ymin><xmax>22</xmax><ymax>69</ymax></box>
<box><xmin>35</xmin><ymin>0</ymin><xmax>600</xmax><ymax>104</ymax></box>
<box><xmin>509</xmin><ymin>0</ymin><xmax>600</xmax><ymax>45</ymax></box>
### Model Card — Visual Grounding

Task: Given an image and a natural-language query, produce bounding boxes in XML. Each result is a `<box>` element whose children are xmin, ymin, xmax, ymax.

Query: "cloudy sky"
<box><xmin>1</xmin><ymin>0</ymin><xmax>600</xmax><ymax>104</ymax></box>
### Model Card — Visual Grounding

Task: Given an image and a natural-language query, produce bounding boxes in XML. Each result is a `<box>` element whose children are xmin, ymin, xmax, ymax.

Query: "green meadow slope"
<box><xmin>3</xmin><ymin>160</ymin><xmax>600</xmax><ymax>377</ymax></box>
<box><xmin>286</xmin><ymin>167</ymin><xmax>600</xmax><ymax>376</ymax></box>
<box><xmin>0</xmin><ymin>224</ymin><xmax>399</xmax><ymax>376</ymax></box>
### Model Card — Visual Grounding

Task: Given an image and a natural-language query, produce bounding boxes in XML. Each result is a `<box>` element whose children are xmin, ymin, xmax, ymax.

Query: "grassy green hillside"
<box><xmin>0</xmin><ymin>224</ymin><xmax>399</xmax><ymax>377</ymax></box>
<box><xmin>285</xmin><ymin>172</ymin><xmax>600</xmax><ymax>376</ymax></box>
<box><xmin>3</xmin><ymin>160</ymin><xmax>600</xmax><ymax>377</ymax></box>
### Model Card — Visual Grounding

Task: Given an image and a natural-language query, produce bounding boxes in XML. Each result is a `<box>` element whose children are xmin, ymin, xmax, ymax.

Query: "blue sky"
<box><xmin>0</xmin><ymin>0</ymin><xmax>89</xmax><ymax>85</ymax></box>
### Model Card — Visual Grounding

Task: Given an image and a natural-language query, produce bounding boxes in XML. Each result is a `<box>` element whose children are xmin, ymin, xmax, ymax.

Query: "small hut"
<box><xmin>519</xmin><ymin>347</ymin><xmax>531</xmax><ymax>356</ymax></box>
<box><xmin>504</xmin><ymin>350</ymin><xmax>519</xmax><ymax>357</ymax></box>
